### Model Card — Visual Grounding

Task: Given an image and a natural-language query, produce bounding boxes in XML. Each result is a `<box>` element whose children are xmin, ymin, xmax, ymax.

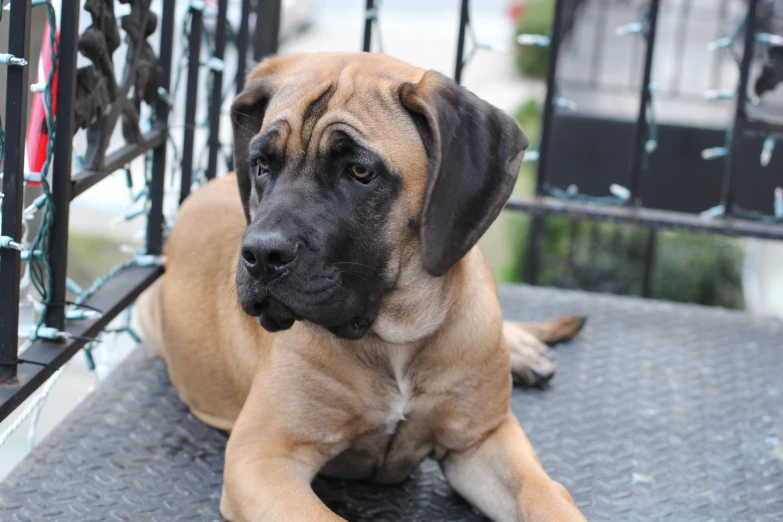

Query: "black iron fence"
<box><xmin>556</xmin><ymin>0</ymin><xmax>783</xmax><ymax>104</ymax></box>
<box><xmin>0</xmin><ymin>0</ymin><xmax>781</xmax><ymax>423</ymax></box>
<box><xmin>520</xmin><ymin>0</ymin><xmax>783</xmax><ymax>226</ymax></box>
<box><xmin>514</xmin><ymin>0</ymin><xmax>783</xmax><ymax>291</ymax></box>
<box><xmin>0</xmin><ymin>0</ymin><xmax>281</xmax><ymax>422</ymax></box>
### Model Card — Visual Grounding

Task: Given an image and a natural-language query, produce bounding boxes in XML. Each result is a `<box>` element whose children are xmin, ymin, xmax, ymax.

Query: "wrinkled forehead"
<box><xmin>257</xmin><ymin>56</ymin><xmax>428</xmax><ymax>178</ymax></box>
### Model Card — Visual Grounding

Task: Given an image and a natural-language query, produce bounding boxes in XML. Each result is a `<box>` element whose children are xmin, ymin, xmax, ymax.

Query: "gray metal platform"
<box><xmin>2</xmin><ymin>284</ymin><xmax>782</xmax><ymax>521</ymax></box>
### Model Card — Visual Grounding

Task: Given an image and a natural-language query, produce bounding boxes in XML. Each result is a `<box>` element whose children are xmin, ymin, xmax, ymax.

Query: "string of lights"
<box><xmin>515</xmin><ymin>4</ymin><xmax>652</xmax><ymax>204</ymax></box>
<box><xmin>700</xmin><ymin>11</ymin><xmax>783</xmax><ymax>222</ymax></box>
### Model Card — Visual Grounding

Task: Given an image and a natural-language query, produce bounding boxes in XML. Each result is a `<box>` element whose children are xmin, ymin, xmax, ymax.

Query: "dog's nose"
<box><xmin>241</xmin><ymin>229</ymin><xmax>298</xmax><ymax>281</ymax></box>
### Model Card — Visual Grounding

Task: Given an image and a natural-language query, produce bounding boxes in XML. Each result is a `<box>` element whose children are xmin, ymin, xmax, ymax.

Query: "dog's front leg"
<box><xmin>220</xmin><ymin>452</ymin><xmax>343</xmax><ymax>522</ymax></box>
<box><xmin>220</xmin><ymin>376</ymin><xmax>344</xmax><ymax>522</ymax></box>
<box><xmin>440</xmin><ymin>413</ymin><xmax>586</xmax><ymax>522</ymax></box>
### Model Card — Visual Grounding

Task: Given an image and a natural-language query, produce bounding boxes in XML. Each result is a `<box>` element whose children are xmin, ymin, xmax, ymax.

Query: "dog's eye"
<box><xmin>255</xmin><ymin>157</ymin><xmax>270</xmax><ymax>176</ymax></box>
<box><xmin>349</xmin><ymin>164</ymin><xmax>375</xmax><ymax>184</ymax></box>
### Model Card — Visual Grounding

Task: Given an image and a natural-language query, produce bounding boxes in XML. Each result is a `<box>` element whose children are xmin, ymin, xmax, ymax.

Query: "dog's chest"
<box><xmin>383</xmin><ymin>346</ymin><xmax>414</xmax><ymax>433</ymax></box>
<box><xmin>321</xmin><ymin>345</ymin><xmax>431</xmax><ymax>483</ymax></box>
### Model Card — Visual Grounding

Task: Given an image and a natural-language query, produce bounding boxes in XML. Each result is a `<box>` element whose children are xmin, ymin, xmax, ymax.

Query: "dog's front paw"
<box><xmin>503</xmin><ymin>322</ymin><xmax>557</xmax><ymax>388</ymax></box>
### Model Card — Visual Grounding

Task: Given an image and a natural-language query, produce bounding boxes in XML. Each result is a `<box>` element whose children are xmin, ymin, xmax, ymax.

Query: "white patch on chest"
<box><xmin>385</xmin><ymin>346</ymin><xmax>413</xmax><ymax>434</ymax></box>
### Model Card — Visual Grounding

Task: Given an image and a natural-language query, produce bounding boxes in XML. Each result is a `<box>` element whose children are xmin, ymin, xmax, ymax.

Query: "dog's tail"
<box><xmin>134</xmin><ymin>277</ymin><xmax>167</xmax><ymax>359</ymax></box>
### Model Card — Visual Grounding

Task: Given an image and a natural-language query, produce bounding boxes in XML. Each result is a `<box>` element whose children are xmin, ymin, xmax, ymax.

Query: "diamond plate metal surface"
<box><xmin>1</xmin><ymin>284</ymin><xmax>782</xmax><ymax>521</ymax></box>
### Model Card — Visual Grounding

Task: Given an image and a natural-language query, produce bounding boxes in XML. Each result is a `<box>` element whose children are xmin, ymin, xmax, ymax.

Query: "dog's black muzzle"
<box><xmin>236</xmin><ymin>225</ymin><xmax>380</xmax><ymax>340</ymax></box>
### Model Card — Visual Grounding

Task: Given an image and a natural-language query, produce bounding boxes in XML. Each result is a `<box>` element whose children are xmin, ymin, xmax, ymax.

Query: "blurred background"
<box><xmin>2</xmin><ymin>0</ymin><xmax>783</xmax><ymax>479</ymax></box>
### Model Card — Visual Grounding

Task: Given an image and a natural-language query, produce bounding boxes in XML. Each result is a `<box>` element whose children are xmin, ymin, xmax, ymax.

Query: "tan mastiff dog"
<box><xmin>137</xmin><ymin>52</ymin><xmax>587</xmax><ymax>522</ymax></box>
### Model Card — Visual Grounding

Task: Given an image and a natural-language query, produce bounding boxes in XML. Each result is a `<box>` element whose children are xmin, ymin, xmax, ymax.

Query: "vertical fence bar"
<box><xmin>566</xmin><ymin>219</ymin><xmax>579</xmax><ymax>270</ymax></box>
<box><xmin>180</xmin><ymin>3</ymin><xmax>204</xmax><ymax>204</ymax></box>
<box><xmin>147</xmin><ymin>0</ymin><xmax>176</xmax><ymax>255</ymax></box>
<box><xmin>235</xmin><ymin>0</ymin><xmax>252</xmax><ymax>94</ymax></box>
<box><xmin>523</xmin><ymin>216</ymin><xmax>545</xmax><ymax>285</ymax></box>
<box><xmin>627</xmin><ymin>0</ymin><xmax>660</xmax><ymax>205</ymax></box>
<box><xmin>254</xmin><ymin>0</ymin><xmax>281</xmax><ymax>61</ymax></box>
<box><xmin>720</xmin><ymin>0</ymin><xmax>758</xmax><ymax>218</ymax></box>
<box><xmin>46</xmin><ymin>2</ymin><xmax>79</xmax><ymax>331</ymax></box>
<box><xmin>641</xmin><ymin>228</ymin><xmax>657</xmax><ymax>297</ymax></box>
<box><xmin>535</xmin><ymin>0</ymin><xmax>566</xmax><ymax>195</ymax></box>
<box><xmin>363</xmin><ymin>0</ymin><xmax>375</xmax><ymax>52</ymax></box>
<box><xmin>454</xmin><ymin>0</ymin><xmax>469</xmax><ymax>84</ymax></box>
<box><xmin>0</xmin><ymin>0</ymin><xmax>32</xmax><ymax>379</ymax></box>
<box><xmin>206</xmin><ymin>0</ymin><xmax>229</xmax><ymax>181</ymax></box>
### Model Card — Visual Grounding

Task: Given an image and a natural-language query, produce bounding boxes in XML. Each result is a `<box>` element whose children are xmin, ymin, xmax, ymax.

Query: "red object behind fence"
<box><xmin>25</xmin><ymin>22</ymin><xmax>59</xmax><ymax>186</ymax></box>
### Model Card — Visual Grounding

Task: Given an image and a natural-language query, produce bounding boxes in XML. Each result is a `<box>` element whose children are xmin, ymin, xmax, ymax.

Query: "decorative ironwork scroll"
<box><xmin>74</xmin><ymin>0</ymin><xmax>161</xmax><ymax>171</ymax></box>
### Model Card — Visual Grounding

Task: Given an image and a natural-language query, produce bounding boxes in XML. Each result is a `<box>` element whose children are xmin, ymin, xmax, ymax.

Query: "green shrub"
<box><xmin>652</xmin><ymin>231</ymin><xmax>744</xmax><ymax>309</ymax></box>
<box><xmin>532</xmin><ymin>219</ymin><xmax>745</xmax><ymax>309</ymax></box>
<box><xmin>514</xmin><ymin>0</ymin><xmax>555</xmax><ymax>79</ymax></box>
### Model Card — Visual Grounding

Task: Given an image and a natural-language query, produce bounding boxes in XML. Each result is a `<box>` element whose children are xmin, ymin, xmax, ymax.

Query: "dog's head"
<box><xmin>231</xmin><ymin>52</ymin><xmax>528</xmax><ymax>340</ymax></box>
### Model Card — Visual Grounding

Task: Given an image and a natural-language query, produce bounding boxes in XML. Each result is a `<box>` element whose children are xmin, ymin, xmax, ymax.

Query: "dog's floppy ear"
<box><xmin>400</xmin><ymin>71</ymin><xmax>529</xmax><ymax>277</ymax></box>
<box><xmin>231</xmin><ymin>80</ymin><xmax>273</xmax><ymax>222</ymax></box>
